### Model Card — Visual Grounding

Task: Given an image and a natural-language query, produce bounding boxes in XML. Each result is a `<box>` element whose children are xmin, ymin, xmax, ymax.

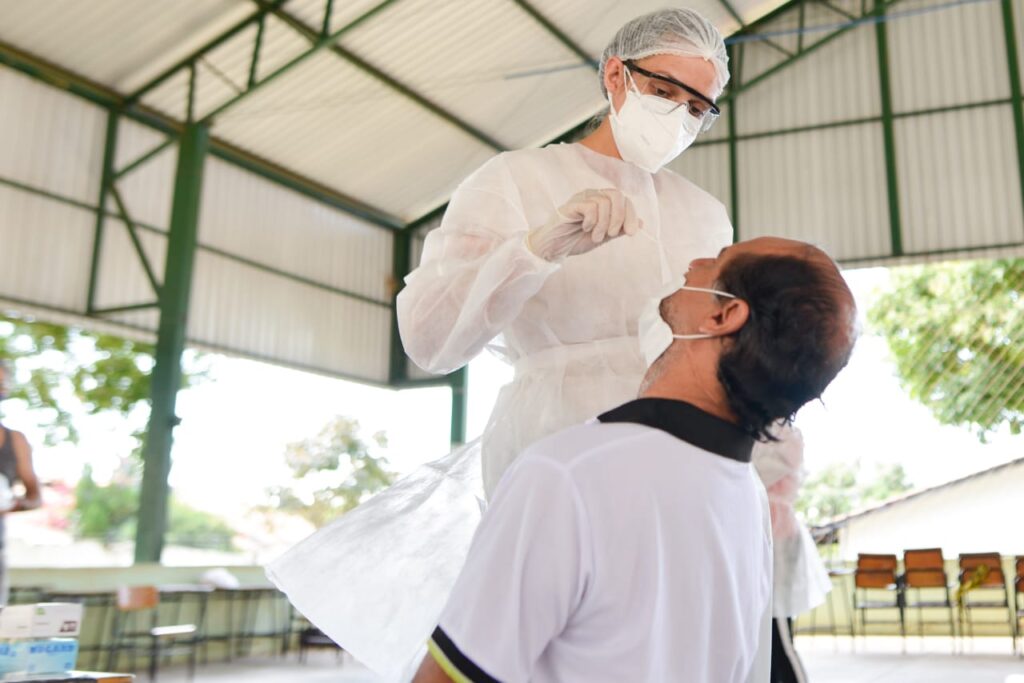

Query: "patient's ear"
<box><xmin>699</xmin><ymin>298</ymin><xmax>749</xmax><ymax>336</ymax></box>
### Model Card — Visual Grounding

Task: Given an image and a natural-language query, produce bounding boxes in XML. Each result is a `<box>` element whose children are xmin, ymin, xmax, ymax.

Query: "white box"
<box><xmin>0</xmin><ymin>638</ymin><xmax>79</xmax><ymax>675</ymax></box>
<box><xmin>0</xmin><ymin>604</ymin><xmax>83</xmax><ymax>639</ymax></box>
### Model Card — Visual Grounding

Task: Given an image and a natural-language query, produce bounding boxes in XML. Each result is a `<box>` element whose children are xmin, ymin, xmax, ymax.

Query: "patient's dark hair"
<box><xmin>714</xmin><ymin>251</ymin><xmax>856</xmax><ymax>441</ymax></box>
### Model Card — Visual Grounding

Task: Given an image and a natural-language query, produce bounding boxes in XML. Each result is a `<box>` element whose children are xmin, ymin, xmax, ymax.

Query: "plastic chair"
<box><xmin>902</xmin><ymin>548</ymin><xmax>955</xmax><ymax>644</ymax></box>
<box><xmin>854</xmin><ymin>553</ymin><xmax>904</xmax><ymax>638</ymax></box>
<box><xmin>957</xmin><ymin>553</ymin><xmax>1014</xmax><ymax>647</ymax></box>
<box><xmin>107</xmin><ymin>586</ymin><xmax>202</xmax><ymax>681</ymax></box>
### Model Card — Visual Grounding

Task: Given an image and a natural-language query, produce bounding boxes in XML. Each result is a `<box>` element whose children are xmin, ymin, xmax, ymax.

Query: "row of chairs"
<box><xmin>854</xmin><ymin>550</ymin><xmax>1024</xmax><ymax>649</ymax></box>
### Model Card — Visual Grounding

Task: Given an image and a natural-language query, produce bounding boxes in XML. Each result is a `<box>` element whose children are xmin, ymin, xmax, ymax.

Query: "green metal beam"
<box><xmin>186</xmin><ymin>63</ymin><xmax>197</xmax><ymax>123</ymax></box>
<box><xmin>798</xmin><ymin>0</ymin><xmax>807</xmax><ymax>52</ymax></box>
<box><xmin>114</xmin><ymin>138</ymin><xmax>174</xmax><ymax>180</ymax></box>
<box><xmin>1000</xmin><ymin>0</ymin><xmax>1024</xmax><ymax>229</ymax></box>
<box><xmin>134</xmin><ymin>123</ymin><xmax>209</xmax><ymax>564</ymax></box>
<box><xmin>819</xmin><ymin>0</ymin><xmax>858</xmax><ymax>22</ymax></box>
<box><xmin>92</xmin><ymin>302</ymin><xmax>161</xmax><ymax>316</ymax></box>
<box><xmin>127</xmin><ymin>0</ymin><xmax>290</xmax><ymax>104</ymax></box>
<box><xmin>249</xmin><ymin>14</ymin><xmax>266</xmax><ymax>89</ymax></box>
<box><xmin>256</xmin><ymin>1</ymin><xmax>505</xmax><ymax>151</ymax></box>
<box><xmin>0</xmin><ymin>288</ymin><xmax>408</xmax><ymax>389</ymax></box>
<box><xmin>449</xmin><ymin>367</ymin><xmax>468</xmax><ymax>446</ymax></box>
<box><xmin>874</xmin><ymin>0</ymin><xmax>903</xmax><ymax>257</ymax></box>
<box><xmin>198</xmin><ymin>0</ymin><xmax>402</xmax><ymax>124</ymax></box>
<box><xmin>717</xmin><ymin>0</ymin><xmax>795</xmax><ymax>58</ymax></box>
<box><xmin>0</xmin><ymin>174</ymin><xmax>394</xmax><ymax>309</ymax></box>
<box><xmin>510</xmin><ymin>0</ymin><xmax>598</xmax><ymax>70</ymax></box>
<box><xmin>86</xmin><ymin>112</ymin><xmax>118</xmax><ymax>315</ymax></box>
<box><xmin>691</xmin><ymin>97</ymin><xmax>1016</xmax><ymax>148</ymax></box>
<box><xmin>0</xmin><ymin>41</ymin><xmax>404</xmax><ymax>231</ymax></box>
<box><xmin>720</xmin><ymin>0</ymin><xmax>895</xmax><ymax>105</ymax></box>
<box><xmin>321</xmin><ymin>0</ymin><xmax>335</xmax><ymax>37</ymax></box>
<box><xmin>108</xmin><ymin>184</ymin><xmax>164</xmax><ymax>297</ymax></box>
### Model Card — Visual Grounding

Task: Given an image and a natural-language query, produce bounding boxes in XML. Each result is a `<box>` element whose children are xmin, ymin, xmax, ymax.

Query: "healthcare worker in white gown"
<box><xmin>268</xmin><ymin>8</ymin><xmax>734</xmax><ymax>680</ymax></box>
<box><xmin>753</xmin><ymin>424</ymin><xmax>833</xmax><ymax>683</ymax></box>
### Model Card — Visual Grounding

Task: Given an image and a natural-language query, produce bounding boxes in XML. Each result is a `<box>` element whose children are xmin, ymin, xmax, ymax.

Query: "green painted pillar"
<box><xmin>134</xmin><ymin>123</ymin><xmax>209</xmax><ymax>564</ymax></box>
<box><xmin>874</xmin><ymin>0</ymin><xmax>903</xmax><ymax>257</ymax></box>
<box><xmin>389</xmin><ymin>230</ymin><xmax>412</xmax><ymax>385</ymax></box>
<box><xmin>449</xmin><ymin>367</ymin><xmax>468</xmax><ymax>447</ymax></box>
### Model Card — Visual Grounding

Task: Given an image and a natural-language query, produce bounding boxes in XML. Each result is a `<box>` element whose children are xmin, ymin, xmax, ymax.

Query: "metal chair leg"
<box><xmin>148</xmin><ymin>637</ymin><xmax>159</xmax><ymax>683</ymax></box>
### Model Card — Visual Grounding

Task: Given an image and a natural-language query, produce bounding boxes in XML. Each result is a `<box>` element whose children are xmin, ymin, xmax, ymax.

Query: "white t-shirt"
<box><xmin>429</xmin><ymin>398</ymin><xmax>773</xmax><ymax>683</ymax></box>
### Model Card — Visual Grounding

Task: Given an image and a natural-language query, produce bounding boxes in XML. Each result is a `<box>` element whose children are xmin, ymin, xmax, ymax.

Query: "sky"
<box><xmin>9</xmin><ymin>265</ymin><xmax>1022</xmax><ymax>530</ymax></box>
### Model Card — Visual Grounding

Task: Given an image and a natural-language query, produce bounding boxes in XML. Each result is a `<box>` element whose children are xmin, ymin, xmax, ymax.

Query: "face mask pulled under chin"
<box><xmin>608</xmin><ymin>74</ymin><xmax>702</xmax><ymax>173</ymax></box>
<box><xmin>638</xmin><ymin>284</ymin><xmax>737</xmax><ymax>369</ymax></box>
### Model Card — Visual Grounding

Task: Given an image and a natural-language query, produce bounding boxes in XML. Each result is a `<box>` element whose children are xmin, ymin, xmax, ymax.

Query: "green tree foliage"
<box><xmin>797</xmin><ymin>462</ymin><xmax>912</xmax><ymax>527</ymax></box>
<box><xmin>2</xmin><ymin>311</ymin><xmax>220</xmax><ymax>546</ymax></box>
<box><xmin>0</xmin><ymin>311</ymin><xmax>205</xmax><ymax>447</ymax></box>
<box><xmin>868</xmin><ymin>259</ymin><xmax>1024</xmax><ymax>440</ymax></box>
<box><xmin>74</xmin><ymin>464</ymin><xmax>140</xmax><ymax>543</ymax></box>
<box><xmin>73</xmin><ymin>463</ymin><xmax>235</xmax><ymax>551</ymax></box>
<box><xmin>264</xmin><ymin>416</ymin><xmax>395</xmax><ymax>528</ymax></box>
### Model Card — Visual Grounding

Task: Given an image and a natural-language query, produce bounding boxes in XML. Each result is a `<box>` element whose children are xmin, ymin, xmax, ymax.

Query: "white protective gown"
<box><xmin>266</xmin><ymin>142</ymin><xmax>732</xmax><ymax>680</ymax></box>
<box><xmin>752</xmin><ymin>424</ymin><xmax>832</xmax><ymax>618</ymax></box>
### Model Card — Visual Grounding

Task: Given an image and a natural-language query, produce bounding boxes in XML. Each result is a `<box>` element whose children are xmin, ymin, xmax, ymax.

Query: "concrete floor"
<box><xmin>140</xmin><ymin>638</ymin><xmax>1024</xmax><ymax>682</ymax></box>
<box><xmin>801</xmin><ymin>636</ymin><xmax>1024</xmax><ymax>682</ymax></box>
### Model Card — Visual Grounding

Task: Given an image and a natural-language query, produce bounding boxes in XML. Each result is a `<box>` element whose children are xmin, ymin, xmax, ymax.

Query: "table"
<box><xmin>1</xmin><ymin>672</ymin><xmax>133</xmax><ymax>682</ymax></box>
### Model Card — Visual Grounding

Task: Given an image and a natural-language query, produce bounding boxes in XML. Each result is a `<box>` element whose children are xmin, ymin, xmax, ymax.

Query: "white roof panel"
<box><xmin>0</xmin><ymin>0</ymin><xmax>250</xmax><ymax>92</ymax></box>
<box><xmin>213</xmin><ymin>50</ymin><xmax>496</xmax><ymax>220</ymax></box>
<box><xmin>896</xmin><ymin>105</ymin><xmax>1024</xmax><ymax>254</ymax></box>
<box><xmin>888</xmin><ymin>0</ymin><xmax>1010</xmax><ymax>114</ymax></box>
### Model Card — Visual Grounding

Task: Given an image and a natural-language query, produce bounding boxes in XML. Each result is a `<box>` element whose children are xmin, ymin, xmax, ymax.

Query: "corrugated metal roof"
<box><xmin>0</xmin><ymin>65</ymin><xmax>396</xmax><ymax>383</ymax></box>
<box><xmin>896</xmin><ymin>104</ymin><xmax>1024</xmax><ymax>254</ymax></box>
<box><xmin>0</xmin><ymin>67</ymin><xmax>105</xmax><ymax>204</ymax></box>
<box><xmin>0</xmin><ymin>0</ymin><xmax>784</xmax><ymax>225</ymax></box>
<box><xmin>737</xmin><ymin>25</ymin><xmax>881</xmax><ymax>135</ymax></box>
<box><xmin>2</xmin><ymin>0</ymin><xmax>1023</xmax><ymax>384</ymax></box>
<box><xmin>0</xmin><ymin>183</ymin><xmax>95</xmax><ymax>312</ymax></box>
<box><xmin>888</xmin><ymin>0</ymin><xmax>1010</xmax><ymax>113</ymax></box>
<box><xmin>0</xmin><ymin>0</ymin><xmax>251</xmax><ymax>92</ymax></box>
<box><xmin>736</xmin><ymin>123</ymin><xmax>892</xmax><ymax>261</ymax></box>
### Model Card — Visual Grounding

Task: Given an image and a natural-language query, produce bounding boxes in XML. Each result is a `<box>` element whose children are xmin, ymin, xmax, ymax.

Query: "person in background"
<box><xmin>753</xmin><ymin>423</ymin><xmax>833</xmax><ymax>683</ymax></box>
<box><xmin>0</xmin><ymin>359</ymin><xmax>43</xmax><ymax>605</ymax></box>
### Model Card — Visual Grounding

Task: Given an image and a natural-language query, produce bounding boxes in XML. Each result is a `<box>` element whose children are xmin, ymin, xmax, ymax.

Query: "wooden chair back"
<box><xmin>116</xmin><ymin>586</ymin><xmax>159</xmax><ymax>612</ymax></box>
<box><xmin>857</xmin><ymin>553</ymin><xmax>898</xmax><ymax>571</ymax></box>
<box><xmin>904</xmin><ymin>548</ymin><xmax>944</xmax><ymax>570</ymax></box>
<box><xmin>958</xmin><ymin>553</ymin><xmax>1006</xmax><ymax>587</ymax></box>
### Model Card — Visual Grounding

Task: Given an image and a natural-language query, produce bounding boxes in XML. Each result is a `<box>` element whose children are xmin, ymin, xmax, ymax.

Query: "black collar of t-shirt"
<box><xmin>597</xmin><ymin>398</ymin><xmax>754</xmax><ymax>463</ymax></box>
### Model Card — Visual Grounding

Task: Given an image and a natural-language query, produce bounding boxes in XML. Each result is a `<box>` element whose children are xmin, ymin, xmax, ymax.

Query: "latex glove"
<box><xmin>526</xmin><ymin>189</ymin><xmax>643</xmax><ymax>261</ymax></box>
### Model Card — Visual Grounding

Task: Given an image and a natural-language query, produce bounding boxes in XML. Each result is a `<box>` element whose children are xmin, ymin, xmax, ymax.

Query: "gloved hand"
<box><xmin>526</xmin><ymin>189</ymin><xmax>643</xmax><ymax>261</ymax></box>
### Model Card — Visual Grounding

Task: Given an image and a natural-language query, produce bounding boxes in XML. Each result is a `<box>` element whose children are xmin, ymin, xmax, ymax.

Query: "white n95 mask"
<box><xmin>609</xmin><ymin>73</ymin><xmax>703</xmax><ymax>173</ymax></box>
<box><xmin>638</xmin><ymin>284</ymin><xmax>737</xmax><ymax>368</ymax></box>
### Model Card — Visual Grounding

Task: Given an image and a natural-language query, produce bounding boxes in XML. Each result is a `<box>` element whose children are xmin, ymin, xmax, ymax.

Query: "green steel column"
<box><xmin>389</xmin><ymin>230</ymin><xmax>411</xmax><ymax>384</ymax></box>
<box><xmin>1000</xmin><ymin>0</ymin><xmax>1024</xmax><ymax>218</ymax></box>
<box><xmin>449</xmin><ymin>367</ymin><xmax>468</xmax><ymax>447</ymax></box>
<box><xmin>134</xmin><ymin>124</ymin><xmax>209</xmax><ymax>564</ymax></box>
<box><xmin>874</xmin><ymin>0</ymin><xmax>904</xmax><ymax>256</ymax></box>
<box><xmin>86</xmin><ymin>112</ymin><xmax>119</xmax><ymax>314</ymax></box>
<box><xmin>727</xmin><ymin>44</ymin><xmax>742</xmax><ymax>243</ymax></box>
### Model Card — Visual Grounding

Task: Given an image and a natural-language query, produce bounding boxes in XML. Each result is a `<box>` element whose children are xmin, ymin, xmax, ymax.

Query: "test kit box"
<box><xmin>0</xmin><ymin>603</ymin><xmax>83</xmax><ymax>639</ymax></box>
<box><xmin>0</xmin><ymin>638</ymin><xmax>79</xmax><ymax>675</ymax></box>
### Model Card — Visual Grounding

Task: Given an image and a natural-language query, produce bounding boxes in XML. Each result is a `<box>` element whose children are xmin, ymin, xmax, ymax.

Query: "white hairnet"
<box><xmin>599</xmin><ymin>8</ymin><xmax>730</xmax><ymax>99</ymax></box>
